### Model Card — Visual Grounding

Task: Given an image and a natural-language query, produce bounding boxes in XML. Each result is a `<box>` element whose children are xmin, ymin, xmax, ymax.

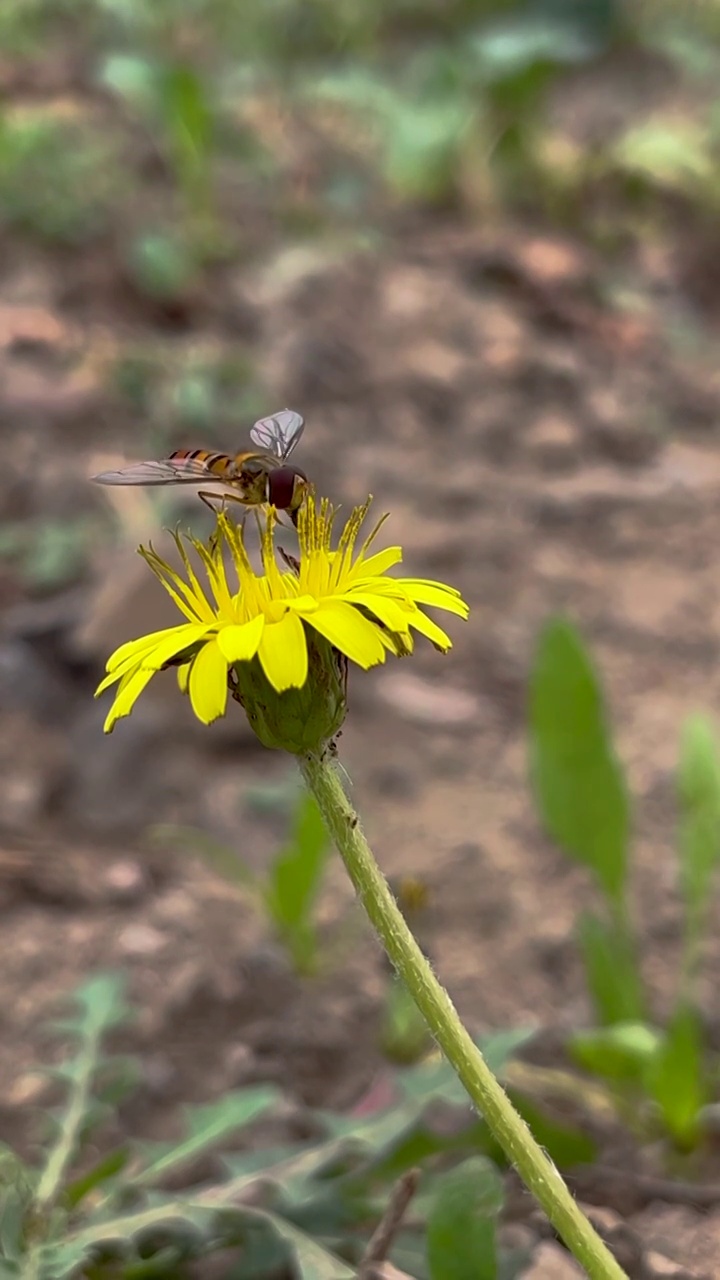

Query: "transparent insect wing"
<box><xmin>92</xmin><ymin>457</ymin><xmax>225</xmax><ymax>486</ymax></box>
<box><xmin>249</xmin><ymin>409</ymin><xmax>305</xmax><ymax>461</ymax></box>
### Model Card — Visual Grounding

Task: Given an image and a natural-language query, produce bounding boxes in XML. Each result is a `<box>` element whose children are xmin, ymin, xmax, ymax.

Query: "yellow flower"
<box><xmin>96</xmin><ymin>495</ymin><xmax>468</xmax><ymax>748</ymax></box>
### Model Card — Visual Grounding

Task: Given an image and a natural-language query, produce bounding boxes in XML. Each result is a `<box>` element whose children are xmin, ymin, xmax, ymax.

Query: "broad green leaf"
<box><xmin>570</xmin><ymin>1022</ymin><xmax>661</xmax><ymax>1083</ymax></box>
<box><xmin>427</xmin><ymin>1157</ymin><xmax>502</xmax><ymax>1280</ymax></box>
<box><xmin>530</xmin><ymin>618</ymin><xmax>630</xmax><ymax>905</ymax></box>
<box><xmin>578</xmin><ymin>911</ymin><xmax>645</xmax><ymax>1025</ymax></box>
<box><xmin>0</xmin><ymin>1187</ymin><xmax>27</xmax><ymax>1263</ymax></box>
<box><xmin>266</xmin><ymin>793</ymin><xmax>330</xmax><ymax>972</ymax></box>
<box><xmin>134</xmin><ymin>1086</ymin><xmax>279</xmax><ymax>1186</ymax></box>
<box><xmin>257</xmin><ymin>1210</ymin><xmax>354</xmax><ymax>1280</ymax></box>
<box><xmin>645</xmin><ymin>1002</ymin><xmax>707</xmax><ymax>1150</ymax></box>
<box><xmin>678</xmin><ymin>715</ymin><xmax>720</xmax><ymax>962</ymax></box>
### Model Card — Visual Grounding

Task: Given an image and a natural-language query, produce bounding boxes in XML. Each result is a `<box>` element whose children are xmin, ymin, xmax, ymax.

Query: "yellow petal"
<box><xmin>400</xmin><ymin>579</ymin><xmax>469</xmax><ymax>617</ymax></box>
<box><xmin>348</xmin><ymin>546</ymin><xmax>402</xmax><ymax>579</ymax></box>
<box><xmin>216</xmin><ymin>615</ymin><xmax>265</xmax><ymax>662</ymax></box>
<box><xmin>177</xmin><ymin>662</ymin><xmax>191</xmax><ymax>693</ymax></box>
<box><xmin>140</xmin><ymin>623</ymin><xmax>212</xmax><ymax>670</ymax></box>
<box><xmin>408</xmin><ymin>608</ymin><xmax>452</xmax><ymax>651</ymax></box>
<box><xmin>341</xmin><ymin>590</ymin><xmax>413</xmax><ymax>632</ymax></box>
<box><xmin>307</xmin><ymin>601</ymin><xmax>387</xmax><ymax>669</ymax></box>
<box><xmin>258</xmin><ymin>611</ymin><xmax>308</xmax><ymax>692</ymax></box>
<box><xmin>95</xmin><ymin>662</ymin><xmax>132</xmax><ymax>697</ymax></box>
<box><xmin>188</xmin><ymin>640</ymin><xmax>228</xmax><ymax>724</ymax></box>
<box><xmin>106</xmin><ymin>626</ymin><xmax>183</xmax><ymax>673</ymax></box>
<box><xmin>103</xmin><ymin>666</ymin><xmax>156</xmax><ymax>733</ymax></box>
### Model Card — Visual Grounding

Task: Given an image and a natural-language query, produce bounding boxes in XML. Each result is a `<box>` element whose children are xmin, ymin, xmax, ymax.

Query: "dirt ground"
<box><xmin>4</xmin><ymin>182</ymin><xmax>720</xmax><ymax>1275</ymax></box>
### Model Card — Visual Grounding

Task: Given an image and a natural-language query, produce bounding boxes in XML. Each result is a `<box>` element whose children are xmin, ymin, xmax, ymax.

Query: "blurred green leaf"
<box><xmin>427</xmin><ymin>1156</ymin><xmax>502</xmax><ymax>1280</ymax></box>
<box><xmin>266</xmin><ymin>793</ymin><xmax>330</xmax><ymax>974</ymax></box>
<box><xmin>127</xmin><ymin>231</ymin><xmax>197</xmax><ymax>300</ymax></box>
<box><xmin>65</xmin><ymin>1147</ymin><xmax>130</xmax><ymax>1208</ymax></box>
<box><xmin>172</xmin><ymin>369</ymin><xmax>217</xmax><ymax>429</ymax></box>
<box><xmin>0</xmin><ymin>1187</ymin><xmax>28</xmax><ymax>1264</ymax></box>
<box><xmin>571</xmin><ymin>1021</ymin><xmax>661</xmax><ymax>1083</ymax></box>
<box><xmin>678</xmin><ymin>715</ymin><xmax>720</xmax><ymax>965</ymax></box>
<box><xmin>100</xmin><ymin>53</ymin><xmax>159</xmax><ymax>108</ymax></box>
<box><xmin>0</xmin><ymin>518</ymin><xmax>97</xmax><ymax>590</ymax></box>
<box><xmin>384</xmin><ymin>99</ymin><xmax>473</xmax><ymax>204</ymax></box>
<box><xmin>257</xmin><ymin>1209</ymin><xmax>354</xmax><ymax>1280</ymax></box>
<box><xmin>645</xmin><ymin>1002</ymin><xmax>707</xmax><ymax>1150</ymax></box>
<box><xmin>73</xmin><ymin>973</ymin><xmax>129</xmax><ymax>1032</ymax></box>
<box><xmin>0</xmin><ymin>113</ymin><xmax>116</xmax><ymax>243</ymax></box>
<box><xmin>529</xmin><ymin>617</ymin><xmax>630</xmax><ymax>906</ymax></box>
<box><xmin>611</xmin><ymin>119</ymin><xmax>714</xmax><ymax>194</ymax></box>
<box><xmin>158</xmin><ymin>63</ymin><xmax>213</xmax><ymax>197</ymax></box>
<box><xmin>578</xmin><ymin>910</ymin><xmax>645</xmax><ymax>1025</ymax></box>
<box><xmin>134</xmin><ymin>1087</ymin><xmax>280</xmax><ymax>1186</ymax></box>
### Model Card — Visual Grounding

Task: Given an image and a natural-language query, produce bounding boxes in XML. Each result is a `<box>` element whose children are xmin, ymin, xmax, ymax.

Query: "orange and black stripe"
<box><xmin>169</xmin><ymin>449</ymin><xmax>234</xmax><ymax>477</ymax></box>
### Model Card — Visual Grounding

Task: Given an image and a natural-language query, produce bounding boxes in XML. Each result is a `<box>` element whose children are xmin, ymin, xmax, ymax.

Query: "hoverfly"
<box><xmin>92</xmin><ymin>409</ymin><xmax>308</xmax><ymax>523</ymax></box>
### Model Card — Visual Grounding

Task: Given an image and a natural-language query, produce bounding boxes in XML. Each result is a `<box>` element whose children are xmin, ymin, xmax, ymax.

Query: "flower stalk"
<box><xmin>299</xmin><ymin>750</ymin><xmax>629</xmax><ymax>1280</ymax></box>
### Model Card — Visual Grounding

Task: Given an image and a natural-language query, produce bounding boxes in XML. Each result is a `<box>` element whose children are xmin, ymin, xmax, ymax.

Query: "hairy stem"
<box><xmin>300</xmin><ymin>750</ymin><xmax>628</xmax><ymax>1280</ymax></box>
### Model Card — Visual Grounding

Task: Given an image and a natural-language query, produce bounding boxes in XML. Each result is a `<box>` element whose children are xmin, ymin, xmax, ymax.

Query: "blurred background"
<box><xmin>4</xmin><ymin>0</ymin><xmax>720</xmax><ymax>1270</ymax></box>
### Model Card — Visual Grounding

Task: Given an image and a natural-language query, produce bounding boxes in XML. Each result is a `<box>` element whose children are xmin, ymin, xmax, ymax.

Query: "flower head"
<box><xmin>96</xmin><ymin>494</ymin><xmax>468</xmax><ymax>751</ymax></box>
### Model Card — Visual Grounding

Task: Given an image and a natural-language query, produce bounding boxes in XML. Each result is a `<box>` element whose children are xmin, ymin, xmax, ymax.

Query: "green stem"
<box><xmin>300</xmin><ymin>751</ymin><xmax>628</xmax><ymax>1280</ymax></box>
<box><xmin>35</xmin><ymin>1024</ymin><xmax>102</xmax><ymax>1211</ymax></box>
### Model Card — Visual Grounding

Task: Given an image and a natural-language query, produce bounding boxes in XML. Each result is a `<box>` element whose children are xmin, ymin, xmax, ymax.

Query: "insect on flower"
<box><xmin>92</xmin><ymin>408</ymin><xmax>308</xmax><ymax>523</ymax></box>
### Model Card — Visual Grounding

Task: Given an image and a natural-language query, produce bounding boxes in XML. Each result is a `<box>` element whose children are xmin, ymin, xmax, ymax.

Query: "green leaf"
<box><xmin>427</xmin><ymin>1157</ymin><xmax>502</xmax><ymax>1280</ymax></box>
<box><xmin>0</xmin><ymin>1187</ymin><xmax>28</xmax><ymax>1263</ymax></box>
<box><xmin>266</xmin><ymin>793</ymin><xmax>330</xmax><ymax>973</ymax></box>
<box><xmin>46</xmin><ymin>1200</ymin><xmax>215</xmax><ymax>1278</ymax></box>
<box><xmin>611</xmin><ymin>119</ymin><xmax>714</xmax><ymax>192</ymax></box>
<box><xmin>645</xmin><ymin>1002</ymin><xmax>707</xmax><ymax>1150</ymax></box>
<box><xmin>257</xmin><ymin>1210</ymin><xmax>355</xmax><ymax>1280</ymax></box>
<box><xmin>65</xmin><ymin>1147</ymin><xmax>130</xmax><ymax>1208</ymax></box>
<box><xmin>127</xmin><ymin>232</ymin><xmax>197</xmax><ymax>301</ymax></box>
<box><xmin>678</xmin><ymin>715</ymin><xmax>720</xmax><ymax>962</ymax></box>
<box><xmin>529</xmin><ymin>618</ymin><xmax>630</xmax><ymax>906</ymax></box>
<box><xmin>578</xmin><ymin>910</ymin><xmax>645</xmax><ymax>1025</ymax></box>
<box><xmin>72</xmin><ymin>973</ymin><xmax>129</xmax><ymax>1032</ymax></box>
<box><xmin>570</xmin><ymin>1022</ymin><xmax>661</xmax><ymax>1083</ymax></box>
<box><xmin>157</xmin><ymin>63</ymin><xmax>213</xmax><ymax>205</ymax></box>
<box><xmin>384</xmin><ymin>99</ymin><xmax>472</xmax><ymax>204</ymax></box>
<box><xmin>100</xmin><ymin>54</ymin><xmax>159</xmax><ymax>109</ymax></box>
<box><xmin>134</xmin><ymin>1087</ymin><xmax>279</xmax><ymax>1186</ymax></box>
